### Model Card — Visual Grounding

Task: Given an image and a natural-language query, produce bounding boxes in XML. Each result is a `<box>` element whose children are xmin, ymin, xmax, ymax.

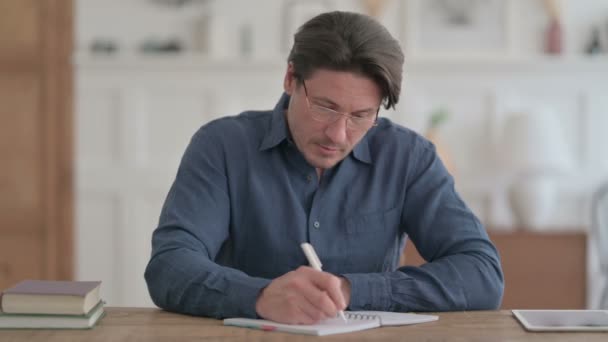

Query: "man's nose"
<box><xmin>324</xmin><ymin>115</ymin><xmax>348</xmax><ymax>144</ymax></box>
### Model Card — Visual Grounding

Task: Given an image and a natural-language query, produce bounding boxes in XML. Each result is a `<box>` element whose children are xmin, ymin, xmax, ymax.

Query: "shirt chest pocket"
<box><xmin>345</xmin><ymin>207</ymin><xmax>401</xmax><ymax>235</ymax></box>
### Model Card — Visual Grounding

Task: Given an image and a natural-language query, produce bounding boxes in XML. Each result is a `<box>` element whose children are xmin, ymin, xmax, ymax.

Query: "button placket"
<box><xmin>307</xmin><ymin>172</ymin><xmax>324</xmax><ymax>244</ymax></box>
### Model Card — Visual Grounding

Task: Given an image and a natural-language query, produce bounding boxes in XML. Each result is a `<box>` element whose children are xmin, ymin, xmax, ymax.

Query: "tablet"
<box><xmin>512</xmin><ymin>310</ymin><xmax>608</xmax><ymax>332</ymax></box>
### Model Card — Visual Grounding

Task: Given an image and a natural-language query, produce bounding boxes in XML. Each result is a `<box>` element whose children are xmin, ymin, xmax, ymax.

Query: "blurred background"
<box><xmin>1</xmin><ymin>0</ymin><xmax>607</xmax><ymax>311</ymax></box>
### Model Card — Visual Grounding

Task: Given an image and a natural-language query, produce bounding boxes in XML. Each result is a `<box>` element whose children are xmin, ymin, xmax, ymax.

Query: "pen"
<box><xmin>300</xmin><ymin>242</ymin><xmax>348</xmax><ymax>323</ymax></box>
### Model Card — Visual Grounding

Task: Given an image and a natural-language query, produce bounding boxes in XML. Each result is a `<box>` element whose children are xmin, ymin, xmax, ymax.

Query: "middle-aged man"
<box><xmin>145</xmin><ymin>11</ymin><xmax>504</xmax><ymax>324</ymax></box>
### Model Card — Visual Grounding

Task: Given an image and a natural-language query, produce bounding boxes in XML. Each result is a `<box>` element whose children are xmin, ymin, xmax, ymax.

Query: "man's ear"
<box><xmin>283</xmin><ymin>62</ymin><xmax>297</xmax><ymax>95</ymax></box>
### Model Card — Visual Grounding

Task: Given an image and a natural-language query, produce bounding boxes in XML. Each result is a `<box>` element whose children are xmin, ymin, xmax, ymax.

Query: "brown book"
<box><xmin>0</xmin><ymin>280</ymin><xmax>102</xmax><ymax>315</ymax></box>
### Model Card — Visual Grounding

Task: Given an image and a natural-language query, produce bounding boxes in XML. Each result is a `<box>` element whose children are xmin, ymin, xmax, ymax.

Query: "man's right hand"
<box><xmin>255</xmin><ymin>266</ymin><xmax>348</xmax><ymax>324</ymax></box>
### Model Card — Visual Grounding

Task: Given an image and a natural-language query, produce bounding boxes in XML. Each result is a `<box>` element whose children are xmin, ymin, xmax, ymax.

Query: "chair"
<box><xmin>591</xmin><ymin>182</ymin><xmax>608</xmax><ymax>309</ymax></box>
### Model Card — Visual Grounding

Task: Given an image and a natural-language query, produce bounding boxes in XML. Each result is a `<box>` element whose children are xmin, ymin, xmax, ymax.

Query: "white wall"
<box><xmin>75</xmin><ymin>0</ymin><xmax>608</xmax><ymax>308</ymax></box>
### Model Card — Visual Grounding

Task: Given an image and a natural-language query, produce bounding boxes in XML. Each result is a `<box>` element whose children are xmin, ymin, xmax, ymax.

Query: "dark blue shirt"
<box><xmin>145</xmin><ymin>94</ymin><xmax>504</xmax><ymax>318</ymax></box>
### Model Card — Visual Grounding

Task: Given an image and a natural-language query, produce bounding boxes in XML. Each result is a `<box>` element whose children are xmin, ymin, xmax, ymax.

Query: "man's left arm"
<box><xmin>342</xmin><ymin>141</ymin><xmax>504</xmax><ymax>312</ymax></box>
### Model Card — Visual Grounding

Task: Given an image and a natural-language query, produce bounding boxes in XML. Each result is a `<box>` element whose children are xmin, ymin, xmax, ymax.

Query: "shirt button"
<box><xmin>313</xmin><ymin>221</ymin><xmax>320</xmax><ymax>229</ymax></box>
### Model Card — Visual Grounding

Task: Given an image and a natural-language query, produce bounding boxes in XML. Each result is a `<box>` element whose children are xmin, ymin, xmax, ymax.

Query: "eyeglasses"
<box><xmin>301</xmin><ymin>80</ymin><xmax>379</xmax><ymax>131</ymax></box>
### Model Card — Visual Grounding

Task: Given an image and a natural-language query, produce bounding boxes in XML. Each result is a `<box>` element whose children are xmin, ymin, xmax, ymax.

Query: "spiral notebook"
<box><xmin>224</xmin><ymin>311</ymin><xmax>438</xmax><ymax>336</ymax></box>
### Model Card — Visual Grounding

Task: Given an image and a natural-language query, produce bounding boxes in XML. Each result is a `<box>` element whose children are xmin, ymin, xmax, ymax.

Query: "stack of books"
<box><xmin>0</xmin><ymin>280</ymin><xmax>104</xmax><ymax>329</ymax></box>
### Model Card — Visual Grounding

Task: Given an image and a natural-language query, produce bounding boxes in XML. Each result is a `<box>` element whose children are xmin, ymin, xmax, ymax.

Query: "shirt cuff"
<box><xmin>225</xmin><ymin>276</ymin><xmax>272</xmax><ymax>318</ymax></box>
<box><xmin>341</xmin><ymin>273</ymin><xmax>391</xmax><ymax>311</ymax></box>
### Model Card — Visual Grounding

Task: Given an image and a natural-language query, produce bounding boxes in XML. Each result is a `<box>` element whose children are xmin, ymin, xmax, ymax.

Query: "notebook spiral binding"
<box><xmin>345</xmin><ymin>313</ymin><xmax>377</xmax><ymax>320</ymax></box>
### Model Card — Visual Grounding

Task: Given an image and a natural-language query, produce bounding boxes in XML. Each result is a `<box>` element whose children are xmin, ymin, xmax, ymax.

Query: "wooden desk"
<box><xmin>1</xmin><ymin>308</ymin><xmax>606</xmax><ymax>341</ymax></box>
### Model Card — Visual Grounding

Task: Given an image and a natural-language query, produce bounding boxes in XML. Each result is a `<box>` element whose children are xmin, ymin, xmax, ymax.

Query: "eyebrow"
<box><xmin>309</xmin><ymin>95</ymin><xmax>378</xmax><ymax>115</ymax></box>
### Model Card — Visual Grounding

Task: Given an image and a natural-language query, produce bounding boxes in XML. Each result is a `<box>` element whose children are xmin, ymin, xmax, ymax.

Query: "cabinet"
<box><xmin>402</xmin><ymin>230</ymin><xmax>587</xmax><ymax>309</ymax></box>
<box><xmin>0</xmin><ymin>0</ymin><xmax>74</xmax><ymax>290</ymax></box>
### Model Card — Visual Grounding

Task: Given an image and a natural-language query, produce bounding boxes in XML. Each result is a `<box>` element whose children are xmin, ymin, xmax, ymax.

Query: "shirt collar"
<box><xmin>259</xmin><ymin>93</ymin><xmax>291</xmax><ymax>151</ymax></box>
<box><xmin>259</xmin><ymin>93</ymin><xmax>372</xmax><ymax>165</ymax></box>
<box><xmin>352</xmin><ymin>133</ymin><xmax>372</xmax><ymax>164</ymax></box>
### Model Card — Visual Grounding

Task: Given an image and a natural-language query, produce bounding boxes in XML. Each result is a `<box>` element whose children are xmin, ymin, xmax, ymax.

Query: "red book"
<box><xmin>1</xmin><ymin>280</ymin><xmax>102</xmax><ymax>315</ymax></box>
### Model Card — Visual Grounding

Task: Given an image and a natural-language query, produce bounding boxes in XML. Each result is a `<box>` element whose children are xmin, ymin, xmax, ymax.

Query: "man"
<box><xmin>145</xmin><ymin>11</ymin><xmax>503</xmax><ymax>324</ymax></box>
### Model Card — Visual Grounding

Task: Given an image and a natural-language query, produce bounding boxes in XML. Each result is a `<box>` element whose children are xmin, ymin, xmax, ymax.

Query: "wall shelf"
<box><xmin>74</xmin><ymin>51</ymin><xmax>608</xmax><ymax>73</ymax></box>
<box><xmin>73</xmin><ymin>52</ymin><xmax>286</xmax><ymax>71</ymax></box>
<box><xmin>404</xmin><ymin>55</ymin><xmax>608</xmax><ymax>73</ymax></box>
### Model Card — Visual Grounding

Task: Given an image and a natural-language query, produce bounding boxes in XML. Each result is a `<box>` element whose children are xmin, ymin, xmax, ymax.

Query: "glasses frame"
<box><xmin>301</xmin><ymin>80</ymin><xmax>379</xmax><ymax>131</ymax></box>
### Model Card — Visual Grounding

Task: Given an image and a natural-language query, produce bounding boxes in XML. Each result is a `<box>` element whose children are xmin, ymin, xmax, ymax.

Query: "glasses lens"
<box><xmin>310</xmin><ymin>105</ymin><xmax>336</xmax><ymax>122</ymax></box>
<box><xmin>304</xmin><ymin>81</ymin><xmax>377</xmax><ymax>130</ymax></box>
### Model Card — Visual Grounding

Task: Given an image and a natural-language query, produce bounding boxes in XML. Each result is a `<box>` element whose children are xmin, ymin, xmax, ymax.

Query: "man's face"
<box><xmin>283</xmin><ymin>66</ymin><xmax>382</xmax><ymax>171</ymax></box>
